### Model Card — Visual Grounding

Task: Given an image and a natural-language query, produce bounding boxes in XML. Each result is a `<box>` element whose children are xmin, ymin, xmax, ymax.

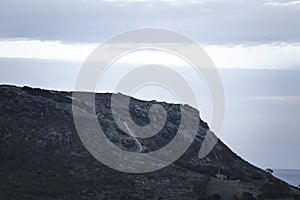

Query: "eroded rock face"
<box><xmin>0</xmin><ymin>85</ymin><xmax>298</xmax><ymax>200</ymax></box>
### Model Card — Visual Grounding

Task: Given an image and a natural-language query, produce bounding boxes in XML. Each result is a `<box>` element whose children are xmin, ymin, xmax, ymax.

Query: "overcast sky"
<box><xmin>0</xmin><ymin>0</ymin><xmax>300</xmax><ymax>68</ymax></box>
<box><xmin>0</xmin><ymin>0</ymin><xmax>299</xmax><ymax>169</ymax></box>
<box><xmin>1</xmin><ymin>0</ymin><xmax>300</xmax><ymax>44</ymax></box>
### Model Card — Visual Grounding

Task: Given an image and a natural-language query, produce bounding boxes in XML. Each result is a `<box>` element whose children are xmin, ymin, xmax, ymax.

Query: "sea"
<box><xmin>273</xmin><ymin>169</ymin><xmax>300</xmax><ymax>187</ymax></box>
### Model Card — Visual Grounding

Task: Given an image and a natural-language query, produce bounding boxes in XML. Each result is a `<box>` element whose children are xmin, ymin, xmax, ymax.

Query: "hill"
<box><xmin>0</xmin><ymin>85</ymin><xmax>299</xmax><ymax>199</ymax></box>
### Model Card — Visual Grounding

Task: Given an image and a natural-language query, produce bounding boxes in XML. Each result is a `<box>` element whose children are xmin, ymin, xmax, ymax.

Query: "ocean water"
<box><xmin>273</xmin><ymin>169</ymin><xmax>300</xmax><ymax>187</ymax></box>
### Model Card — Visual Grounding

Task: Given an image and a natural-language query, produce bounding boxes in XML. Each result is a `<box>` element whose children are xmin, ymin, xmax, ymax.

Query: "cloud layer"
<box><xmin>1</xmin><ymin>0</ymin><xmax>300</xmax><ymax>44</ymax></box>
<box><xmin>1</xmin><ymin>39</ymin><xmax>300</xmax><ymax>69</ymax></box>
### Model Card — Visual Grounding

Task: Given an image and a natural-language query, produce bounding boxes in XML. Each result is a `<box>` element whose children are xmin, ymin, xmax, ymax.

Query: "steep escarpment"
<box><xmin>0</xmin><ymin>85</ymin><xmax>299</xmax><ymax>200</ymax></box>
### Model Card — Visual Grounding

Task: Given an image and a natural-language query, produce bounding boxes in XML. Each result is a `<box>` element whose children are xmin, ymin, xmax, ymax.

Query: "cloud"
<box><xmin>0</xmin><ymin>0</ymin><xmax>300</xmax><ymax>44</ymax></box>
<box><xmin>205</xmin><ymin>43</ymin><xmax>300</xmax><ymax>69</ymax></box>
<box><xmin>0</xmin><ymin>40</ymin><xmax>96</xmax><ymax>61</ymax></box>
<box><xmin>1</xmin><ymin>39</ymin><xmax>300</xmax><ymax>69</ymax></box>
<box><xmin>264</xmin><ymin>0</ymin><xmax>300</xmax><ymax>7</ymax></box>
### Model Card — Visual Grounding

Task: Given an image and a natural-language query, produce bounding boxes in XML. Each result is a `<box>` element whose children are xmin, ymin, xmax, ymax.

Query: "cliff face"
<box><xmin>0</xmin><ymin>85</ymin><xmax>299</xmax><ymax>200</ymax></box>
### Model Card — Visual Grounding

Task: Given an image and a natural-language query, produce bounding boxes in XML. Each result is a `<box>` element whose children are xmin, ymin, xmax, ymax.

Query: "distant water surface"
<box><xmin>273</xmin><ymin>169</ymin><xmax>300</xmax><ymax>187</ymax></box>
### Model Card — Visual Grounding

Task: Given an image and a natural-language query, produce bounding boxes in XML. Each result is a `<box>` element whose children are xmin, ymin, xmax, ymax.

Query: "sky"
<box><xmin>0</xmin><ymin>0</ymin><xmax>300</xmax><ymax>169</ymax></box>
